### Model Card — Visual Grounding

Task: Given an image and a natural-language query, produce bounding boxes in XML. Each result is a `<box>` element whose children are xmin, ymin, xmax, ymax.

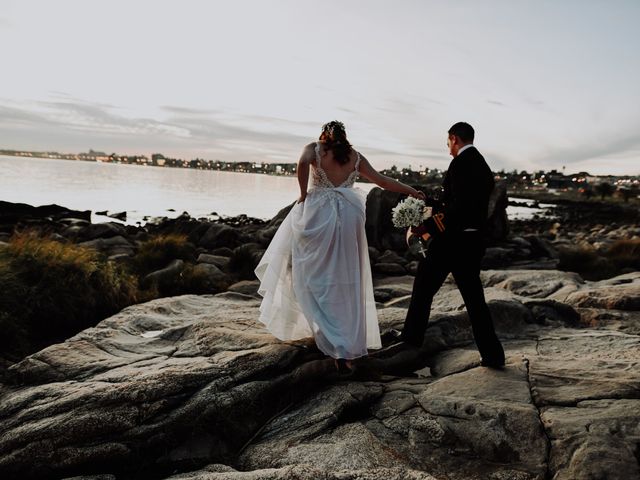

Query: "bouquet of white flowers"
<box><xmin>391</xmin><ymin>197</ymin><xmax>432</xmax><ymax>228</ymax></box>
<box><xmin>391</xmin><ymin>197</ymin><xmax>433</xmax><ymax>257</ymax></box>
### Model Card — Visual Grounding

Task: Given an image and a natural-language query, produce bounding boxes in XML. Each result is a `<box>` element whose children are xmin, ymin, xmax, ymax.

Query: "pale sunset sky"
<box><xmin>1</xmin><ymin>0</ymin><xmax>639</xmax><ymax>174</ymax></box>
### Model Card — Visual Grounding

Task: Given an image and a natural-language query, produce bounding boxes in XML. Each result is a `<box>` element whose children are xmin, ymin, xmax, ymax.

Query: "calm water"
<box><xmin>0</xmin><ymin>155</ymin><xmax>375</xmax><ymax>225</ymax></box>
<box><xmin>0</xmin><ymin>155</ymin><xmax>548</xmax><ymax>225</ymax></box>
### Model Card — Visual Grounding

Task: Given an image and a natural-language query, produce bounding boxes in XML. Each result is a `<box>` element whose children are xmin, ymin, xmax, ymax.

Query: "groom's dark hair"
<box><xmin>448</xmin><ymin>122</ymin><xmax>474</xmax><ymax>143</ymax></box>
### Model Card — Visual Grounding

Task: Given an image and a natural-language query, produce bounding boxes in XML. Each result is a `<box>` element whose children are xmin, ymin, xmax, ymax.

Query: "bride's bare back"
<box><xmin>314</xmin><ymin>142</ymin><xmax>359</xmax><ymax>187</ymax></box>
<box><xmin>295</xmin><ymin>138</ymin><xmax>424</xmax><ymax>204</ymax></box>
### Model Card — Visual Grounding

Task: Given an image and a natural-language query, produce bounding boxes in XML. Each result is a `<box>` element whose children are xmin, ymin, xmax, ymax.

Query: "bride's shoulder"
<box><xmin>353</xmin><ymin>148</ymin><xmax>367</xmax><ymax>162</ymax></box>
<box><xmin>299</xmin><ymin>142</ymin><xmax>319</xmax><ymax>163</ymax></box>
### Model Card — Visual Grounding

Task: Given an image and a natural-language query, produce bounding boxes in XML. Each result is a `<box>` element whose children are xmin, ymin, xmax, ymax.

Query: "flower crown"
<box><xmin>322</xmin><ymin>120</ymin><xmax>346</xmax><ymax>140</ymax></box>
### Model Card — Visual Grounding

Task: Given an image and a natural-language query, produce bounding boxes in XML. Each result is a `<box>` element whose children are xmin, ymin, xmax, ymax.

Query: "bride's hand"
<box><xmin>297</xmin><ymin>195</ymin><xmax>306</xmax><ymax>204</ymax></box>
<box><xmin>410</xmin><ymin>189</ymin><xmax>426</xmax><ymax>201</ymax></box>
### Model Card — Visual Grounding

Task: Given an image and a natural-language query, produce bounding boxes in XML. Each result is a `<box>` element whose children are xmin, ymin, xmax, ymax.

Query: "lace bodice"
<box><xmin>311</xmin><ymin>142</ymin><xmax>361</xmax><ymax>189</ymax></box>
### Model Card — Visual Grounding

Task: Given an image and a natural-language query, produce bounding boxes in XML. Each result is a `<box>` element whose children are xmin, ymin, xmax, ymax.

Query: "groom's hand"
<box><xmin>410</xmin><ymin>224</ymin><xmax>428</xmax><ymax>236</ymax></box>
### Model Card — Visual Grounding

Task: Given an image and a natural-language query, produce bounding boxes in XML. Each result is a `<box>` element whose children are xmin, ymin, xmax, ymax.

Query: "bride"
<box><xmin>255</xmin><ymin>121</ymin><xmax>425</xmax><ymax>373</ymax></box>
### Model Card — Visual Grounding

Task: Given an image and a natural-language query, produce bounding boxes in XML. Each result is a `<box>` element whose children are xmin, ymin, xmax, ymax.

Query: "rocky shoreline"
<box><xmin>0</xmin><ymin>270</ymin><xmax>638</xmax><ymax>479</ymax></box>
<box><xmin>0</xmin><ymin>190</ymin><xmax>639</xmax><ymax>479</ymax></box>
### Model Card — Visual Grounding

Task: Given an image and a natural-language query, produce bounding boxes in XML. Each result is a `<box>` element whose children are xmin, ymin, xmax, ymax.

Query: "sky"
<box><xmin>1</xmin><ymin>0</ymin><xmax>639</xmax><ymax>175</ymax></box>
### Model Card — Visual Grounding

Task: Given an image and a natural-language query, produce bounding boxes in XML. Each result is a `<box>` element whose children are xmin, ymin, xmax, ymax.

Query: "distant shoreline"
<box><xmin>0</xmin><ymin>151</ymin><xmax>306</xmax><ymax>179</ymax></box>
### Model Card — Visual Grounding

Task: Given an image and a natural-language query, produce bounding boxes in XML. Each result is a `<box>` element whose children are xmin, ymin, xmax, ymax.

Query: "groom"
<box><xmin>399</xmin><ymin>122</ymin><xmax>505</xmax><ymax>368</ymax></box>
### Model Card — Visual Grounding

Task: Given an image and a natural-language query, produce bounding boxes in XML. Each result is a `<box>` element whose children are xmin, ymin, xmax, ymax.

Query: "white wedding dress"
<box><xmin>254</xmin><ymin>142</ymin><xmax>381</xmax><ymax>359</ymax></box>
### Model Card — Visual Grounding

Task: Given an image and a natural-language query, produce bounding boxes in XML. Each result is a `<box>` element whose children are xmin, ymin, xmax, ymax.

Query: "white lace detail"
<box><xmin>311</xmin><ymin>142</ymin><xmax>360</xmax><ymax>189</ymax></box>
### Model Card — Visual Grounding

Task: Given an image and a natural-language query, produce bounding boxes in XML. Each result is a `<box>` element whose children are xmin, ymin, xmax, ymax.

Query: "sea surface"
<box><xmin>0</xmin><ymin>155</ymin><xmax>549</xmax><ymax>225</ymax></box>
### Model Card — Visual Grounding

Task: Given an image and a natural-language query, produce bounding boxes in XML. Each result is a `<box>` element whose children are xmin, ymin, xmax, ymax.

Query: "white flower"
<box><xmin>391</xmin><ymin>197</ymin><xmax>428</xmax><ymax>228</ymax></box>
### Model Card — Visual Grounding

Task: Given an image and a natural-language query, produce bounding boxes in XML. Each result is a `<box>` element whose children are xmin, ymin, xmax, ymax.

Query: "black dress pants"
<box><xmin>400</xmin><ymin>230</ymin><xmax>505</xmax><ymax>363</ymax></box>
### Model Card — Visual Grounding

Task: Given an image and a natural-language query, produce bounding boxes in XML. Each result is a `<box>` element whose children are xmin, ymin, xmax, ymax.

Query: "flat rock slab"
<box><xmin>1</xmin><ymin>269</ymin><xmax>639</xmax><ymax>479</ymax></box>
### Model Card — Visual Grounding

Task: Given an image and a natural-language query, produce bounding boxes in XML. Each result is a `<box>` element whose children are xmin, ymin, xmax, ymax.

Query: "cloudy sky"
<box><xmin>1</xmin><ymin>0</ymin><xmax>639</xmax><ymax>174</ymax></box>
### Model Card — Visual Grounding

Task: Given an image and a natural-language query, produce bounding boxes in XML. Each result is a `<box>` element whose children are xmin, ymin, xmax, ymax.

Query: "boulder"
<box><xmin>210</xmin><ymin>247</ymin><xmax>234</xmax><ymax>257</ymax></box>
<box><xmin>377</xmin><ymin>250</ymin><xmax>407</xmax><ymax>265</ymax></box>
<box><xmin>82</xmin><ymin>222</ymin><xmax>128</xmax><ymax>240</ymax></box>
<box><xmin>373</xmin><ymin>263</ymin><xmax>406</xmax><ymax>276</ymax></box>
<box><xmin>107</xmin><ymin>211</ymin><xmax>127</xmax><ymax>221</ymax></box>
<box><xmin>563</xmin><ymin>272</ymin><xmax>640</xmax><ymax>311</ymax></box>
<box><xmin>406</xmin><ymin>260</ymin><xmax>419</xmax><ymax>275</ymax></box>
<box><xmin>365</xmin><ymin>187</ymin><xmax>406</xmax><ymax>251</ymax></box>
<box><xmin>192</xmin><ymin>263</ymin><xmax>227</xmax><ymax>289</ymax></box>
<box><xmin>199</xmin><ymin>224</ymin><xmax>240</xmax><ymax>249</ymax></box>
<box><xmin>79</xmin><ymin>235</ymin><xmax>133</xmax><ymax>251</ymax></box>
<box><xmin>0</xmin><ymin>201</ymin><xmax>91</xmax><ymax>224</ymax></box>
<box><xmin>142</xmin><ymin>259</ymin><xmax>185</xmax><ymax>290</ymax></box>
<box><xmin>1</xmin><ymin>268</ymin><xmax>639</xmax><ymax>479</ymax></box>
<box><xmin>266</xmin><ymin>202</ymin><xmax>296</xmax><ymax>228</ymax></box>
<box><xmin>486</xmin><ymin>181</ymin><xmax>509</xmax><ymax>242</ymax></box>
<box><xmin>196</xmin><ymin>254</ymin><xmax>229</xmax><ymax>269</ymax></box>
<box><xmin>227</xmin><ymin>280</ymin><xmax>260</xmax><ymax>297</ymax></box>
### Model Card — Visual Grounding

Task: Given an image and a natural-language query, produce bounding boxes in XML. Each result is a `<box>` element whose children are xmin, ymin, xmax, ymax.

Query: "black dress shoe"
<box><xmin>480</xmin><ymin>359</ymin><xmax>506</xmax><ymax>369</ymax></box>
<box><xmin>380</xmin><ymin>329</ymin><xmax>403</xmax><ymax>347</ymax></box>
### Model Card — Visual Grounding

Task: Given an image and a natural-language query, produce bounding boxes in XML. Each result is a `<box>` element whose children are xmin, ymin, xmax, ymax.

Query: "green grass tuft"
<box><xmin>129</xmin><ymin>233</ymin><xmax>196</xmax><ymax>276</ymax></box>
<box><xmin>0</xmin><ymin>229</ymin><xmax>139</xmax><ymax>360</ymax></box>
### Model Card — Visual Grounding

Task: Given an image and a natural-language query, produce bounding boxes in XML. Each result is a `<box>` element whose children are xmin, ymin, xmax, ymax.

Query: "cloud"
<box><xmin>159</xmin><ymin>105</ymin><xmax>218</xmax><ymax>116</ymax></box>
<box><xmin>534</xmin><ymin>132</ymin><xmax>640</xmax><ymax>173</ymax></box>
<box><xmin>0</xmin><ymin>96</ymin><xmax>497</xmax><ymax>170</ymax></box>
<box><xmin>0</xmin><ymin>97</ymin><xmax>315</xmax><ymax>162</ymax></box>
<box><xmin>0</xmin><ymin>103</ymin><xmax>59</xmax><ymax>127</ymax></box>
<box><xmin>3</xmin><ymin>95</ymin><xmax>637</xmax><ymax>175</ymax></box>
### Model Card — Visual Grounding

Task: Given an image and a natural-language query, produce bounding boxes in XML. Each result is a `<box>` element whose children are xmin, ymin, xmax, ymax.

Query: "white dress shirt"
<box><xmin>457</xmin><ymin>143</ymin><xmax>474</xmax><ymax>156</ymax></box>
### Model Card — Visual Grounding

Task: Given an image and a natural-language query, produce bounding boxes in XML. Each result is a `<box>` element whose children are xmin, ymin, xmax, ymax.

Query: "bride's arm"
<box><xmin>296</xmin><ymin>143</ymin><xmax>315</xmax><ymax>203</ymax></box>
<box><xmin>358</xmin><ymin>155</ymin><xmax>425</xmax><ymax>200</ymax></box>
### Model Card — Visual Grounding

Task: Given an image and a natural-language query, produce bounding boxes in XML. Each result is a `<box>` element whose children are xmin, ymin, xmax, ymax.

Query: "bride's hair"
<box><xmin>319</xmin><ymin>120</ymin><xmax>353</xmax><ymax>165</ymax></box>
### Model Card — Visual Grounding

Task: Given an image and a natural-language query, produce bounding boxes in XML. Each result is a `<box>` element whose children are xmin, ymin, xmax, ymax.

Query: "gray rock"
<box><xmin>196</xmin><ymin>253</ymin><xmax>229</xmax><ymax>269</ymax></box>
<box><xmin>58</xmin><ymin>217</ymin><xmax>91</xmax><ymax>226</ymax></box>
<box><xmin>486</xmin><ymin>181</ymin><xmax>509</xmax><ymax>242</ymax></box>
<box><xmin>79</xmin><ymin>235</ymin><xmax>133</xmax><ymax>251</ymax></box>
<box><xmin>377</xmin><ymin>250</ymin><xmax>407</xmax><ymax>265</ymax></box>
<box><xmin>166</xmin><ymin>464</ymin><xmax>438</xmax><ymax>479</ymax></box>
<box><xmin>142</xmin><ymin>259</ymin><xmax>185</xmax><ymax>289</ymax></box>
<box><xmin>107</xmin><ymin>211</ymin><xmax>127</xmax><ymax>221</ymax></box>
<box><xmin>364</xmin><ymin>188</ymin><xmax>407</xmax><ymax>251</ymax></box>
<box><xmin>82</xmin><ymin>222</ymin><xmax>128</xmax><ymax>240</ymax></box>
<box><xmin>406</xmin><ymin>260</ymin><xmax>419</xmax><ymax>275</ymax></box>
<box><xmin>107</xmin><ymin>253</ymin><xmax>133</xmax><ymax>262</ymax></box>
<box><xmin>506</xmin><ymin>258</ymin><xmax>560</xmax><ymax>270</ymax></box>
<box><xmin>374</xmin><ymin>263</ymin><xmax>406</xmax><ymax>275</ymax></box>
<box><xmin>510</xmin><ymin>236</ymin><xmax>532</xmax><ymax>249</ymax></box>
<box><xmin>107</xmin><ymin>245</ymin><xmax>135</xmax><ymax>257</ymax></box>
<box><xmin>481</xmin><ymin>269</ymin><xmax>584</xmax><ymax>300</ymax></box>
<box><xmin>1</xmin><ymin>268</ymin><xmax>639</xmax><ymax>479</ymax></box>
<box><xmin>482</xmin><ymin>247</ymin><xmax>515</xmax><ymax>268</ymax></box>
<box><xmin>256</xmin><ymin>226</ymin><xmax>279</xmax><ymax>246</ymax></box>
<box><xmin>227</xmin><ymin>280</ymin><xmax>260</xmax><ymax>296</ymax></box>
<box><xmin>564</xmin><ymin>272</ymin><xmax>640</xmax><ymax>310</ymax></box>
<box><xmin>199</xmin><ymin>224</ymin><xmax>240</xmax><ymax>249</ymax></box>
<box><xmin>193</xmin><ymin>263</ymin><xmax>227</xmax><ymax>288</ymax></box>
<box><xmin>373</xmin><ymin>277</ymin><xmax>414</xmax><ymax>299</ymax></box>
<box><xmin>211</xmin><ymin>247</ymin><xmax>234</xmax><ymax>257</ymax></box>
<box><xmin>542</xmin><ymin>400</ymin><xmax>640</xmax><ymax>480</ymax></box>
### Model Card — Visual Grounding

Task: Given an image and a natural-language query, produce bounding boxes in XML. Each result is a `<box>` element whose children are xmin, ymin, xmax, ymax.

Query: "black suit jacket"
<box><xmin>421</xmin><ymin>146</ymin><xmax>494</xmax><ymax>236</ymax></box>
<box><xmin>441</xmin><ymin>146</ymin><xmax>494</xmax><ymax>233</ymax></box>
